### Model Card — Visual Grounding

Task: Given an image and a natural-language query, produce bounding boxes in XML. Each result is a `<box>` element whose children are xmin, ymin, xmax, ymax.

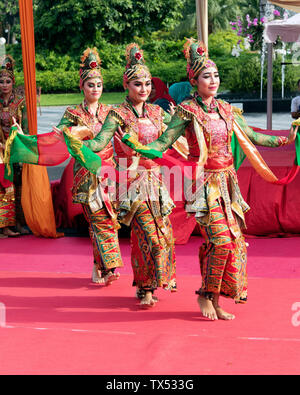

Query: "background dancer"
<box><xmin>0</xmin><ymin>54</ymin><xmax>28</xmax><ymax>238</ymax></box>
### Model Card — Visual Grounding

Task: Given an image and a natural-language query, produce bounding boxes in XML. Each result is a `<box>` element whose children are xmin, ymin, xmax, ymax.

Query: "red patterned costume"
<box><xmin>120</xmin><ymin>39</ymin><xmax>291</xmax><ymax>305</ymax></box>
<box><xmin>0</xmin><ymin>55</ymin><xmax>28</xmax><ymax>233</ymax></box>
<box><xmin>83</xmin><ymin>44</ymin><xmax>177</xmax><ymax>295</ymax></box>
<box><xmin>56</xmin><ymin>48</ymin><xmax>123</xmax><ymax>280</ymax></box>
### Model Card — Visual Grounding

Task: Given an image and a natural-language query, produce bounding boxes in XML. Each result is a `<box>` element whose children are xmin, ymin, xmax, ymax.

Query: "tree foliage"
<box><xmin>0</xmin><ymin>0</ymin><xmax>20</xmax><ymax>44</ymax></box>
<box><xmin>170</xmin><ymin>0</ymin><xmax>257</xmax><ymax>38</ymax></box>
<box><xmin>34</xmin><ymin>0</ymin><xmax>186</xmax><ymax>53</ymax></box>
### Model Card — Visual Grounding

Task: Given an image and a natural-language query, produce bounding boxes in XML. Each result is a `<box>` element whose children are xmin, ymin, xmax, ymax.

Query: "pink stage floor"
<box><xmin>0</xmin><ymin>235</ymin><xmax>300</xmax><ymax>375</ymax></box>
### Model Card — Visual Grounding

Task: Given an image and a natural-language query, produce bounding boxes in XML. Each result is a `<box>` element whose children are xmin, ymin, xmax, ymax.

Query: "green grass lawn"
<box><xmin>39</xmin><ymin>86</ymin><xmax>227</xmax><ymax>107</ymax></box>
<box><xmin>40</xmin><ymin>91</ymin><xmax>126</xmax><ymax>106</ymax></box>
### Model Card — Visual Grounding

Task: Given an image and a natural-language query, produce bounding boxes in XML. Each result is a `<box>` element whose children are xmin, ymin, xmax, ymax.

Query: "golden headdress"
<box><xmin>79</xmin><ymin>47</ymin><xmax>102</xmax><ymax>90</ymax></box>
<box><xmin>183</xmin><ymin>38</ymin><xmax>217</xmax><ymax>82</ymax></box>
<box><xmin>123</xmin><ymin>43</ymin><xmax>151</xmax><ymax>87</ymax></box>
<box><xmin>0</xmin><ymin>54</ymin><xmax>15</xmax><ymax>83</ymax></box>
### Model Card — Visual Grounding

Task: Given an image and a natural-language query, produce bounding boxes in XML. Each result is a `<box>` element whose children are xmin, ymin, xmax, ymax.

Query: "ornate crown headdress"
<box><xmin>0</xmin><ymin>54</ymin><xmax>15</xmax><ymax>83</ymax></box>
<box><xmin>79</xmin><ymin>47</ymin><xmax>102</xmax><ymax>90</ymax></box>
<box><xmin>123</xmin><ymin>43</ymin><xmax>151</xmax><ymax>87</ymax></box>
<box><xmin>183</xmin><ymin>38</ymin><xmax>217</xmax><ymax>82</ymax></box>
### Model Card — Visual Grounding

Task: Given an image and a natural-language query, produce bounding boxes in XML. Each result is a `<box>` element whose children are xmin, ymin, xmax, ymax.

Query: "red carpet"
<box><xmin>0</xmin><ymin>236</ymin><xmax>300</xmax><ymax>374</ymax></box>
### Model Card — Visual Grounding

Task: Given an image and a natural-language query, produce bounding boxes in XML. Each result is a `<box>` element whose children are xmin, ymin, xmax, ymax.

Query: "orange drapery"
<box><xmin>19</xmin><ymin>0</ymin><xmax>62</xmax><ymax>238</ymax></box>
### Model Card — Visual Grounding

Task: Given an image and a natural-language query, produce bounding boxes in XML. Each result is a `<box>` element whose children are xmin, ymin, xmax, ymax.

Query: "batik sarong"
<box><xmin>82</xmin><ymin>205</ymin><xmax>123</xmax><ymax>273</ymax></box>
<box><xmin>130</xmin><ymin>201</ymin><xmax>177</xmax><ymax>292</ymax></box>
<box><xmin>197</xmin><ymin>200</ymin><xmax>248</xmax><ymax>303</ymax></box>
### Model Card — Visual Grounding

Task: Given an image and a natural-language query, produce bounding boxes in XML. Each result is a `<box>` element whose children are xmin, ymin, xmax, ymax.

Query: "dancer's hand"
<box><xmin>52</xmin><ymin>126</ymin><xmax>65</xmax><ymax>141</ymax></box>
<box><xmin>11</xmin><ymin>117</ymin><xmax>24</xmax><ymax>135</ymax></box>
<box><xmin>70</xmin><ymin>126</ymin><xmax>93</xmax><ymax>140</ymax></box>
<box><xmin>168</xmin><ymin>102</ymin><xmax>175</xmax><ymax>116</ymax></box>
<box><xmin>287</xmin><ymin>124</ymin><xmax>298</xmax><ymax>144</ymax></box>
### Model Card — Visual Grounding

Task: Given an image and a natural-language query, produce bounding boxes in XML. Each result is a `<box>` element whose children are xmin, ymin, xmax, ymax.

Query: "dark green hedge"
<box><xmin>9</xmin><ymin>30</ymin><xmax>300</xmax><ymax>95</ymax></box>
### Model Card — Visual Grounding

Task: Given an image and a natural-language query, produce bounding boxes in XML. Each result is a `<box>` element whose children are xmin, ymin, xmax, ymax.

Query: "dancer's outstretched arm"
<box><xmin>235</xmin><ymin>113</ymin><xmax>295</xmax><ymax>147</ymax></box>
<box><xmin>83</xmin><ymin>113</ymin><xmax>119</xmax><ymax>152</ymax></box>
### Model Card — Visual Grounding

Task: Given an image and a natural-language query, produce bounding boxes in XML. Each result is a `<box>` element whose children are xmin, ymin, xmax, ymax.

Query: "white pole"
<box><xmin>267</xmin><ymin>43</ymin><xmax>273</xmax><ymax>130</ymax></box>
<box><xmin>196</xmin><ymin>0</ymin><xmax>208</xmax><ymax>47</ymax></box>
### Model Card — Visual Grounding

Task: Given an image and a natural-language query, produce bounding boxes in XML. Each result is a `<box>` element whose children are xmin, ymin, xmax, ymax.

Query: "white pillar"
<box><xmin>267</xmin><ymin>43</ymin><xmax>273</xmax><ymax>130</ymax></box>
<box><xmin>196</xmin><ymin>0</ymin><xmax>208</xmax><ymax>47</ymax></box>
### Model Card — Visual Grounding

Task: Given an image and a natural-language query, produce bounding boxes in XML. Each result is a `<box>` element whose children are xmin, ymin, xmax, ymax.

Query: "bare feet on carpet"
<box><xmin>3</xmin><ymin>227</ymin><xmax>20</xmax><ymax>237</ymax></box>
<box><xmin>16</xmin><ymin>223</ymin><xmax>30</xmax><ymax>235</ymax></box>
<box><xmin>91</xmin><ymin>264</ymin><xmax>105</xmax><ymax>284</ymax></box>
<box><xmin>213</xmin><ymin>295</ymin><xmax>235</xmax><ymax>320</ymax></box>
<box><xmin>136</xmin><ymin>288</ymin><xmax>158</xmax><ymax>301</ymax></box>
<box><xmin>139</xmin><ymin>291</ymin><xmax>157</xmax><ymax>309</ymax></box>
<box><xmin>197</xmin><ymin>296</ymin><xmax>218</xmax><ymax>320</ymax></box>
<box><xmin>104</xmin><ymin>271</ymin><xmax>120</xmax><ymax>286</ymax></box>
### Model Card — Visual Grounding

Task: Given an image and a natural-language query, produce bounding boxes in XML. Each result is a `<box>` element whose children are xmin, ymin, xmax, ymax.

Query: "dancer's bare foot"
<box><xmin>136</xmin><ymin>288</ymin><xmax>158</xmax><ymax>302</ymax></box>
<box><xmin>16</xmin><ymin>223</ymin><xmax>30</xmax><ymax>235</ymax></box>
<box><xmin>197</xmin><ymin>296</ymin><xmax>218</xmax><ymax>320</ymax></box>
<box><xmin>0</xmin><ymin>232</ymin><xmax>8</xmax><ymax>239</ymax></box>
<box><xmin>104</xmin><ymin>271</ymin><xmax>120</xmax><ymax>286</ymax></box>
<box><xmin>91</xmin><ymin>264</ymin><xmax>105</xmax><ymax>284</ymax></box>
<box><xmin>213</xmin><ymin>295</ymin><xmax>235</xmax><ymax>320</ymax></box>
<box><xmin>139</xmin><ymin>291</ymin><xmax>157</xmax><ymax>308</ymax></box>
<box><xmin>214</xmin><ymin>306</ymin><xmax>235</xmax><ymax>320</ymax></box>
<box><xmin>3</xmin><ymin>227</ymin><xmax>20</xmax><ymax>237</ymax></box>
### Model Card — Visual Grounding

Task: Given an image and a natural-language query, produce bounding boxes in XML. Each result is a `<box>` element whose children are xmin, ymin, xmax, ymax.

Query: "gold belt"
<box><xmin>204</xmin><ymin>165</ymin><xmax>234</xmax><ymax>173</ymax></box>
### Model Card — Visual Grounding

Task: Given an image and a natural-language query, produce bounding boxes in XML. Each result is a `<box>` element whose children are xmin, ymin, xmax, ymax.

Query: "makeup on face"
<box><xmin>83</xmin><ymin>77</ymin><xmax>103</xmax><ymax>103</ymax></box>
<box><xmin>127</xmin><ymin>78</ymin><xmax>152</xmax><ymax>105</ymax></box>
<box><xmin>0</xmin><ymin>76</ymin><xmax>13</xmax><ymax>95</ymax></box>
<box><xmin>193</xmin><ymin>67</ymin><xmax>220</xmax><ymax>99</ymax></box>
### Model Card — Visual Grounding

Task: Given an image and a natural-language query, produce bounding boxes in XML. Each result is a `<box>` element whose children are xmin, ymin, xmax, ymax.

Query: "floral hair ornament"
<box><xmin>79</xmin><ymin>47</ymin><xmax>103</xmax><ymax>90</ymax></box>
<box><xmin>183</xmin><ymin>38</ymin><xmax>217</xmax><ymax>83</ymax></box>
<box><xmin>0</xmin><ymin>54</ymin><xmax>15</xmax><ymax>83</ymax></box>
<box><xmin>123</xmin><ymin>43</ymin><xmax>151</xmax><ymax>88</ymax></box>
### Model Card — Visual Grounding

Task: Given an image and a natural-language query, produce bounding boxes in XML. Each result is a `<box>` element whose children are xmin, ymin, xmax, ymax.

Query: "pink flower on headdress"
<box><xmin>135</xmin><ymin>52</ymin><xmax>142</xmax><ymax>60</ymax></box>
<box><xmin>197</xmin><ymin>47</ymin><xmax>205</xmax><ymax>56</ymax></box>
<box><xmin>5</xmin><ymin>62</ymin><xmax>12</xmax><ymax>70</ymax></box>
<box><xmin>89</xmin><ymin>61</ymin><xmax>98</xmax><ymax>69</ymax></box>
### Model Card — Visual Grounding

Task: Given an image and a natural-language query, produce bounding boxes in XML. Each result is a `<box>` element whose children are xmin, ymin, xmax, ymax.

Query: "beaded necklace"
<box><xmin>125</xmin><ymin>96</ymin><xmax>147</xmax><ymax>118</ymax></box>
<box><xmin>194</xmin><ymin>92</ymin><xmax>218</xmax><ymax>114</ymax></box>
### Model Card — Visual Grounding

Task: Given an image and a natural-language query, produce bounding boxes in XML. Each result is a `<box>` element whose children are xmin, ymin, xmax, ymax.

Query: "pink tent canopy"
<box><xmin>264</xmin><ymin>12</ymin><xmax>300</xmax><ymax>43</ymax></box>
<box><xmin>270</xmin><ymin>1</ymin><xmax>300</xmax><ymax>13</ymax></box>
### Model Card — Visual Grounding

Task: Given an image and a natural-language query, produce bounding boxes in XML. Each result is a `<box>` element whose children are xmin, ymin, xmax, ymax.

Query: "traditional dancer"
<box><xmin>169</xmin><ymin>81</ymin><xmax>193</xmax><ymax>105</ymax></box>
<box><xmin>53</xmin><ymin>48</ymin><xmax>123</xmax><ymax>285</ymax></box>
<box><xmin>120</xmin><ymin>39</ymin><xmax>298</xmax><ymax>319</ymax></box>
<box><xmin>80</xmin><ymin>43</ymin><xmax>177</xmax><ymax>307</ymax></box>
<box><xmin>0</xmin><ymin>54</ymin><xmax>28</xmax><ymax>238</ymax></box>
<box><xmin>149</xmin><ymin>77</ymin><xmax>176</xmax><ymax>114</ymax></box>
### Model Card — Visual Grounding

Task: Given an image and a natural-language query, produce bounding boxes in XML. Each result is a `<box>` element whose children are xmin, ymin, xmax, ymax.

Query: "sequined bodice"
<box><xmin>205</xmin><ymin>118</ymin><xmax>233</xmax><ymax>169</ymax></box>
<box><xmin>137</xmin><ymin>118</ymin><xmax>159</xmax><ymax>145</ymax></box>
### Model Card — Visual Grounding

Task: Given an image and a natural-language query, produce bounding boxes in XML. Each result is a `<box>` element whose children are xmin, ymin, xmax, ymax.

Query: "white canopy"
<box><xmin>264</xmin><ymin>13</ymin><xmax>300</xmax><ymax>43</ymax></box>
